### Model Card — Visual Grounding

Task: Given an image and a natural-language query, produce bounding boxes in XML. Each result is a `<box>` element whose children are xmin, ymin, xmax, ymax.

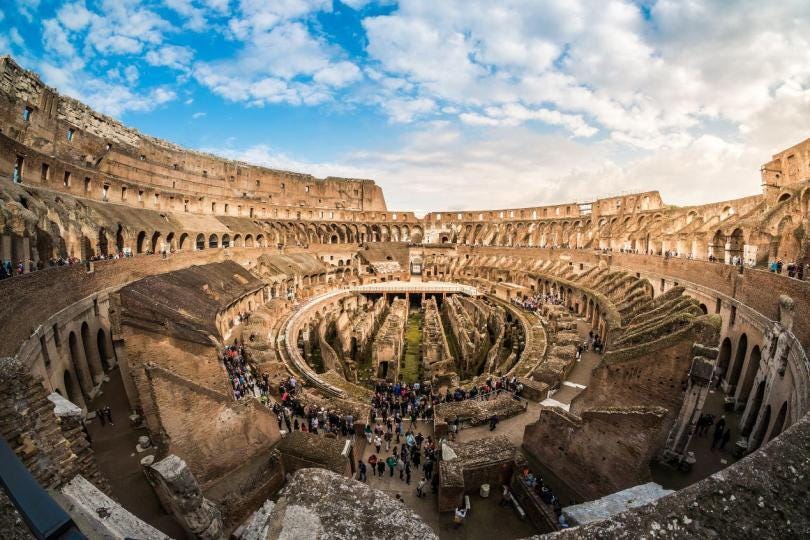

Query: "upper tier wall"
<box><xmin>0</xmin><ymin>56</ymin><xmax>387</xmax><ymax>215</ymax></box>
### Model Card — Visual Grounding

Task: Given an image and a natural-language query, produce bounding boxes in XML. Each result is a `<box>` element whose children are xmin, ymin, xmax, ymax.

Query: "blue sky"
<box><xmin>2</xmin><ymin>1</ymin><xmax>809</xmax><ymax>213</ymax></box>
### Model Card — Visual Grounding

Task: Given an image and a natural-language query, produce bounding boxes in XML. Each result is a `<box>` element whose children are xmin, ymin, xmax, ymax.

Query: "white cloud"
<box><xmin>192</xmin><ymin>111</ymin><xmax>206</xmax><ymax>118</ymax></box>
<box><xmin>145</xmin><ymin>44</ymin><xmax>195</xmax><ymax>71</ymax></box>
<box><xmin>195</xmin><ymin>10</ymin><xmax>362</xmax><ymax>106</ymax></box>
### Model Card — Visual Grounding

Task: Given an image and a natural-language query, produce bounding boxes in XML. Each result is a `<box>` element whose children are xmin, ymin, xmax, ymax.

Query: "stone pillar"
<box><xmin>69</xmin><ymin>333</ymin><xmax>95</xmax><ymax>400</ymax></box>
<box><xmin>0</xmin><ymin>234</ymin><xmax>11</xmax><ymax>262</ymax></box>
<box><xmin>660</xmin><ymin>349</ymin><xmax>716</xmax><ymax>460</ymax></box>
<box><xmin>143</xmin><ymin>454</ymin><xmax>223</xmax><ymax>540</ymax></box>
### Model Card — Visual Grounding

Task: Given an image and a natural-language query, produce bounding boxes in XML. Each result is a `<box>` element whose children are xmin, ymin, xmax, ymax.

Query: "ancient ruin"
<box><xmin>1</xmin><ymin>50</ymin><xmax>810</xmax><ymax>540</ymax></box>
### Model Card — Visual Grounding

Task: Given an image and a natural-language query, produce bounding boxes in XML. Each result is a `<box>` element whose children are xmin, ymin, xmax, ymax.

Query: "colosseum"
<box><xmin>0</xmin><ymin>51</ymin><xmax>809</xmax><ymax>540</ymax></box>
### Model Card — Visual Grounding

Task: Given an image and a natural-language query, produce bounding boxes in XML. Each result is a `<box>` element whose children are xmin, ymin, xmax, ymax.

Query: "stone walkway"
<box><xmin>356</xmin><ymin>415</ymin><xmax>538</xmax><ymax>539</ymax></box>
<box><xmin>541</xmin><ymin>319</ymin><xmax>603</xmax><ymax>408</ymax></box>
<box><xmin>86</xmin><ymin>367</ymin><xmax>185</xmax><ymax>539</ymax></box>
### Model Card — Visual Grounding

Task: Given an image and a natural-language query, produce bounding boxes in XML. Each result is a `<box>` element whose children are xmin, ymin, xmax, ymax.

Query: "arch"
<box><xmin>81</xmin><ymin>322</ymin><xmax>103</xmax><ymax>383</ymax></box>
<box><xmin>777</xmin><ymin>192</ymin><xmax>791</xmax><ymax>203</ymax></box>
<box><xmin>716</xmin><ymin>337</ymin><xmax>732</xmax><ymax>382</ymax></box>
<box><xmin>151</xmin><ymin>231</ymin><xmax>162</xmax><ymax>253</ymax></box>
<box><xmin>178</xmin><ymin>232</ymin><xmax>190</xmax><ymax>251</ymax></box>
<box><xmin>749</xmin><ymin>404</ymin><xmax>771</xmax><ymax>451</ymax></box>
<box><xmin>727</xmin><ymin>333</ymin><xmax>748</xmax><ymax>390</ymax></box>
<box><xmin>68</xmin><ymin>331</ymin><xmax>91</xmax><ymax>398</ymax></box>
<box><xmin>742</xmin><ymin>380</ymin><xmax>765</xmax><ymax>436</ymax></box>
<box><xmin>209</xmin><ymin>234</ymin><xmax>219</xmax><ymax>248</ymax></box>
<box><xmin>245</xmin><ymin>234</ymin><xmax>254</xmax><ymax>247</ymax></box>
<box><xmin>222</xmin><ymin>233</ymin><xmax>231</xmax><ymax>248</ymax></box>
<box><xmin>698</xmin><ymin>303</ymin><xmax>708</xmax><ymax>314</ymax></box>
<box><xmin>709</xmin><ymin>229</ymin><xmax>724</xmax><ymax>259</ymax></box>
<box><xmin>63</xmin><ymin>370</ymin><xmax>81</xmax><ymax>406</ymax></box>
<box><xmin>97</xmin><ymin>327</ymin><xmax>112</xmax><ymax>371</ymax></box>
<box><xmin>737</xmin><ymin>345</ymin><xmax>761</xmax><ymax>406</ymax></box>
<box><xmin>115</xmin><ymin>224</ymin><xmax>125</xmax><ymax>253</ymax></box>
<box><xmin>256</xmin><ymin>234</ymin><xmax>266</xmax><ymax>247</ymax></box>
<box><xmin>136</xmin><ymin>231</ymin><xmax>147</xmax><ymax>254</ymax></box>
<box><xmin>98</xmin><ymin>227</ymin><xmax>109</xmax><ymax>256</ymax></box>
<box><xmin>196</xmin><ymin>233</ymin><xmax>206</xmax><ymax>250</ymax></box>
<box><xmin>727</xmin><ymin>228</ymin><xmax>744</xmax><ymax>260</ymax></box>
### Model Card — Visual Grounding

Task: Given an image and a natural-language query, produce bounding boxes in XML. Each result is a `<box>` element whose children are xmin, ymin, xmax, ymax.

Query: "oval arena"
<box><xmin>0</xmin><ymin>54</ymin><xmax>809</xmax><ymax>540</ymax></box>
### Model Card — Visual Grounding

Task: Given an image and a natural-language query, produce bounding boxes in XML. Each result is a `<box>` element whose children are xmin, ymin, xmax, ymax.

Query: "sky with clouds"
<box><xmin>2</xmin><ymin>0</ymin><xmax>810</xmax><ymax>213</ymax></box>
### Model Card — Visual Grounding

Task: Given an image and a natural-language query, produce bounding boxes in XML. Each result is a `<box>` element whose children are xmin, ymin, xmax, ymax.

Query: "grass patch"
<box><xmin>401</xmin><ymin>310</ymin><xmax>423</xmax><ymax>384</ymax></box>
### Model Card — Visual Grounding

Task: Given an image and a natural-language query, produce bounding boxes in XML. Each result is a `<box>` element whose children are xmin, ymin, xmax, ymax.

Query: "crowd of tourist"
<box><xmin>221</xmin><ymin>344</ymin><xmax>268</xmax><ymax>400</ymax></box>
<box><xmin>512</xmin><ymin>291</ymin><xmax>563</xmax><ymax>311</ymax></box>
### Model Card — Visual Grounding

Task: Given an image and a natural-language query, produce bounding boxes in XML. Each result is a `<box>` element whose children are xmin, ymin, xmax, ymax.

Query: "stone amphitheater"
<box><xmin>1</xmin><ymin>54</ymin><xmax>809</xmax><ymax>539</ymax></box>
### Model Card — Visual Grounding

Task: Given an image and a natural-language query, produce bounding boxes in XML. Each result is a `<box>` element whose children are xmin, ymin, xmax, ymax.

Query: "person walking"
<box><xmin>454</xmin><ymin>507</ymin><xmax>467</xmax><ymax>529</ymax></box>
<box><xmin>416</xmin><ymin>477</ymin><xmax>426</xmax><ymax>498</ymax></box>
<box><xmin>374</xmin><ymin>434</ymin><xmax>382</xmax><ymax>454</ymax></box>
<box><xmin>720</xmin><ymin>428</ymin><xmax>732</xmax><ymax>450</ymax></box>
<box><xmin>386</xmin><ymin>454</ymin><xmax>398</xmax><ymax>477</ymax></box>
<box><xmin>358</xmin><ymin>460</ymin><xmax>367</xmax><ymax>482</ymax></box>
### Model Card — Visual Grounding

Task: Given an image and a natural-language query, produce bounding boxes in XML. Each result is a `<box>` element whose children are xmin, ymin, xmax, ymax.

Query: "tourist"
<box><xmin>103</xmin><ymin>405</ymin><xmax>114</xmax><ymax>426</ymax></box>
<box><xmin>453</xmin><ymin>506</ymin><xmax>467</xmax><ymax>528</ymax></box>
<box><xmin>368</xmin><ymin>454</ymin><xmax>378</xmax><ymax>476</ymax></box>
<box><xmin>376</xmin><ymin>459</ymin><xmax>385</xmax><ymax>478</ymax></box>
<box><xmin>386</xmin><ymin>454</ymin><xmax>397</xmax><ymax>477</ymax></box>
<box><xmin>416</xmin><ymin>477</ymin><xmax>426</xmax><ymax>497</ymax></box>
<box><xmin>423</xmin><ymin>457</ymin><xmax>434</xmax><ymax>480</ymax></box>
<box><xmin>499</xmin><ymin>485</ymin><xmax>512</xmax><ymax>507</ymax></box>
<box><xmin>358</xmin><ymin>460</ymin><xmax>367</xmax><ymax>482</ymax></box>
<box><xmin>720</xmin><ymin>428</ymin><xmax>732</xmax><ymax>450</ymax></box>
<box><xmin>95</xmin><ymin>408</ymin><xmax>106</xmax><ymax>427</ymax></box>
<box><xmin>374</xmin><ymin>434</ymin><xmax>382</xmax><ymax>454</ymax></box>
<box><xmin>489</xmin><ymin>413</ymin><xmax>499</xmax><ymax>431</ymax></box>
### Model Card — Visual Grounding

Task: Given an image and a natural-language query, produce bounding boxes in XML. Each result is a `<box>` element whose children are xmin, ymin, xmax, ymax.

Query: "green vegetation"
<box><xmin>401</xmin><ymin>310</ymin><xmax>423</xmax><ymax>384</ymax></box>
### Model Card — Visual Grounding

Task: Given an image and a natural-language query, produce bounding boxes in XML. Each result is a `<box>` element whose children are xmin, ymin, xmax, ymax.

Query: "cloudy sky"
<box><xmin>2</xmin><ymin>1</ymin><xmax>809</xmax><ymax>213</ymax></box>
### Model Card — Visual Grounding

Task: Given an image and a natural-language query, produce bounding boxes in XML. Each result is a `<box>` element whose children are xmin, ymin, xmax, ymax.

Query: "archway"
<box><xmin>209</xmin><ymin>234</ymin><xmax>219</xmax><ymax>248</ymax></box>
<box><xmin>178</xmin><ymin>232</ymin><xmax>189</xmax><ymax>251</ymax></box>
<box><xmin>222</xmin><ymin>234</ymin><xmax>231</xmax><ymax>248</ymax></box>
<box><xmin>81</xmin><ymin>322</ymin><xmax>102</xmax><ymax>383</ymax></box>
<box><xmin>196</xmin><ymin>233</ymin><xmax>206</xmax><ymax>250</ymax></box>
<box><xmin>749</xmin><ymin>404</ymin><xmax>771</xmax><ymax>452</ymax></box>
<box><xmin>742</xmin><ymin>380</ymin><xmax>765</xmax><ymax>436</ymax></box>
<box><xmin>68</xmin><ymin>331</ymin><xmax>91</xmax><ymax>398</ymax></box>
<box><xmin>97</xmin><ymin>328</ymin><xmax>112</xmax><ymax>371</ymax></box>
<box><xmin>717</xmin><ymin>337</ymin><xmax>732</xmax><ymax>382</ymax></box>
<box><xmin>136</xmin><ymin>231</ymin><xmax>147</xmax><ymax>254</ymax></box>
<box><xmin>151</xmin><ymin>231</ymin><xmax>162</xmax><ymax>253</ymax></box>
<box><xmin>709</xmin><ymin>230</ymin><xmax>724</xmax><ymax>259</ymax></box>
<box><xmin>737</xmin><ymin>345</ymin><xmax>761</xmax><ymax>406</ymax></box>
<box><xmin>98</xmin><ymin>227</ymin><xmax>109</xmax><ymax>256</ymax></box>
<box><xmin>63</xmin><ymin>370</ymin><xmax>81</xmax><ymax>406</ymax></box>
<box><xmin>727</xmin><ymin>228</ymin><xmax>744</xmax><ymax>261</ymax></box>
<box><xmin>115</xmin><ymin>224</ymin><xmax>125</xmax><ymax>253</ymax></box>
<box><xmin>727</xmin><ymin>334</ymin><xmax>748</xmax><ymax>389</ymax></box>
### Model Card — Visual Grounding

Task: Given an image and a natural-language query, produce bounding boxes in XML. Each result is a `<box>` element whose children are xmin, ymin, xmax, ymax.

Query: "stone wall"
<box><xmin>0</xmin><ymin>357</ymin><xmax>106</xmax><ymax>492</ymax></box>
<box><xmin>523</xmin><ymin>406</ymin><xmax>670</xmax><ymax>501</ymax></box>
